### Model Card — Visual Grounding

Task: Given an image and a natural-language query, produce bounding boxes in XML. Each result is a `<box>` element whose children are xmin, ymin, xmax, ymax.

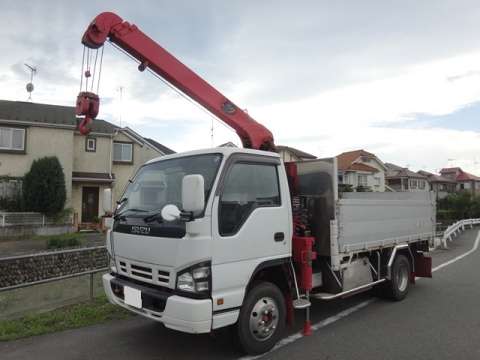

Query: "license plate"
<box><xmin>124</xmin><ymin>286</ymin><xmax>142</xmax><ymax>309</ymax></box>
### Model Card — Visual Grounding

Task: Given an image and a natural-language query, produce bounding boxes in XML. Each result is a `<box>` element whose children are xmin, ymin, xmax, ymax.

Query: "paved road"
<box><xmin>2</xmin><ymin>229</ymin><xmax>479</xmax><ymax>360</ymax></box>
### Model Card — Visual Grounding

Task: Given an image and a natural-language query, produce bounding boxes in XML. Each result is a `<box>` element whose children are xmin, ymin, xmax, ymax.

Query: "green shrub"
<box><xmin>437</xmin><ymin>191</ymin><xmax>480</xmax><ymax>222</ymax></box>
<box><xmin>23</xmin><ymin>157</ymin><xmax>66</xmax><ymax>215</ymax></box>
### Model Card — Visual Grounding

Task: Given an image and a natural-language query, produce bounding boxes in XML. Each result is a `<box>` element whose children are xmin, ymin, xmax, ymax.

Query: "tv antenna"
<box><xmin>24</xmin><ymin>63</ymin><xmax>37</xmax><ymax>101</ymax></box>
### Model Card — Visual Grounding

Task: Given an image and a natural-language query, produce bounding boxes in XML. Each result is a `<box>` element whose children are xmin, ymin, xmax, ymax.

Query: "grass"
<box><xmin>0</xmin><ymin>296</ymin><xmax>132</xmax><ymax>341</ymax></box>
<box><xmin>46</xmin><ymin>234</ymin><xmax>82</xmax><ymax>249</ymax></box>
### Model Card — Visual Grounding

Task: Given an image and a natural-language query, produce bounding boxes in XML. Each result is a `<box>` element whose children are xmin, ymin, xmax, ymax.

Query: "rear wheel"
<box><xmin>384</xmin><ymin>254</ymin><xmax>411</xmax><ymax>301</ymax></box>
<box><xmin>236</xmin><ymin>282</ymin><xmax>286</xmax><ymax>355</ymax></box>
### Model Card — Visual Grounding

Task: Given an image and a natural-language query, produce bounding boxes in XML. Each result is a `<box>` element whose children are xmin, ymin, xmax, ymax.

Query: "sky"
<box><xmin>1</xmin><ymin>0</ymin><xmax>480</xmax><ymax>174</ymax></box>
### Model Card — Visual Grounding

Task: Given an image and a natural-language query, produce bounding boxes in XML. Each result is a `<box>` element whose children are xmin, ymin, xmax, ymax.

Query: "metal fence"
<box><xmin>0</xmin><ymin>212</ymin><xmax>72</xmax><ymax>227</ymax></box>
<box><xmin>441</xmin><ymin>218</ymin><xmax>480</xmax><ymax>248</ymax></box>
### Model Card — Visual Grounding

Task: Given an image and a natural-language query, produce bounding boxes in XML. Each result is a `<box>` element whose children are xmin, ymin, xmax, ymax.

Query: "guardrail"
<box><xmin>441</xmin><ymin>218</ymin><xmax>480</xmax><ymax>248</ymax></box>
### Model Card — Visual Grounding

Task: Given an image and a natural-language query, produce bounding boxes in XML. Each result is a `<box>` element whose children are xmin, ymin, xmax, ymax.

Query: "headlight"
<box><xmin>176</xmin><ymin>262</ymin><xmax>211</xmax><ymax>296</ymax></box>
<box><xmin>177</xmin><ymin>272</ymin><xmax>195</xmax><ymax>292</ymax></box>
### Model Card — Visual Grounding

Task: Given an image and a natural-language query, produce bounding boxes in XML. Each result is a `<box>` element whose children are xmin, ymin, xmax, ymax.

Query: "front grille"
<box><xmin>117</xmin><ymin>258</ymin><xmax>170</xmax><ymax>287</ymax></box>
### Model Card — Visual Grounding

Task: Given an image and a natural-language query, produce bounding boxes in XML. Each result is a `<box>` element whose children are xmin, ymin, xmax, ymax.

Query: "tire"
<box><xmin>236</xmin><ymin>282</ymin><xmax>286</xmax><ymax>355</ymax></box>
<box><xmin>383</xmin><ymin>254</ymin><xmax>411</xmax><ymax>301</ymax></box>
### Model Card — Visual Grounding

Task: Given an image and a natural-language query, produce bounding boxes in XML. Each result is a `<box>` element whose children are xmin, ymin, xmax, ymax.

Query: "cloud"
<box><xmin>2</xmin><ymin>0</ymin><xmax>480</xmax><ymax>175</ymax></box>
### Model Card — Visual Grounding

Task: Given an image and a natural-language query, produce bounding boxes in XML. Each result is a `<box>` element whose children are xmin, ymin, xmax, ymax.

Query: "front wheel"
<box><xmin>236</xmin><ymin>282</ymin><xmax>286</xmax><ymax>355</ymax></box>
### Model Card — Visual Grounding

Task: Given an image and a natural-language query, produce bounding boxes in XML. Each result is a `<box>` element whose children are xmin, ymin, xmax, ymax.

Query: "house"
<box><xmin>218</xmin><ymin>142</ymin><xmax>238</xmax><ymax>148</ymax></box>
<box><xmin>417</xmin><ymin>170</ymin><xmax>456</xmax><ymax>200</ymax></box>
<box><xmin>276</xmin><ymin>145</ymin><xmax>316</xmax><ymax>162</ymax></box>
<box><xmin>0</xmin><ymin>100</ymin><xmax>174</xmax><ymax>224</ymax></box>
<box><xmin>337</xmin><ymin>149</ymin><xmax>386</xmax><ymax>192</ymax></box>
<box><xmin>439</xmin><ymin>167</ymin><xmax>480</xmax><ymax>195</ymax></box>
<box><xmin>385</xmin><ymin>163</ymin><xmax>429</xmax><ymax>192</ymax></box>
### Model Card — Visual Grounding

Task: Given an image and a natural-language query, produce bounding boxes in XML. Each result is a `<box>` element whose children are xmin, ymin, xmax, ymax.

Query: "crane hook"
<box><xmin>75</xmin><ymin>91</ymin><xmax>100</xmax><ymax>136</ymax></box>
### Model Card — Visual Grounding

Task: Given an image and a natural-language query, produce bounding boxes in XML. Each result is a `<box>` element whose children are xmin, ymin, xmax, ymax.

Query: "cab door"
<box><xmin>211</xmin><ymin>155</ymin><xmax>291</xmax><ymax>314</ymax></box>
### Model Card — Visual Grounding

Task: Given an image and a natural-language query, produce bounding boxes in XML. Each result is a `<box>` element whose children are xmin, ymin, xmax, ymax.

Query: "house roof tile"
<box><xmin>385</xmin><ymin>163</ymin><xmax>427</xmax><ymax>179</ymax></box>
<box><xmin>439</xmin><ymin>167</ymin><xmax>480</xmax><ymax>182</ymax></box>
<box><xmin>0</xmin><ymin>100</ymin><xmax>118</xmax><ymax>134</ymax></box>
<box><xmin>347</xmin><ymin>163</ymin><xmax>379</xmax><ymax>172</ymax></box>
<box><xmin>417</xmin><ymin>170</ymin><xmax>456</xmax><ymax>183</ymax></box>
<box><xmin>276</xmin><ymin>145</ymin><xmax>316</xmax><ymax>159</ymax></box>
<box><xmin>144</xmin><ymin>138</ymin><xmax>175</xmax><ymax>155</ymax></box>
<box><xmin>337</xmin><ymin>149</ymin><xmax>381</xmax><ymax>171</ymax></box>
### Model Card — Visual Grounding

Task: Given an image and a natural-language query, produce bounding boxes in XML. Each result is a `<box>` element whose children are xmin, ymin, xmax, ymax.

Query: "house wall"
<box><xmin>111</xmin><ymin>132</ymin><xmax>162</xmax><ymax>204</ymax></box>
<box><xmin>349</xmin><ymin>157</ymin><xmax>386</xmax><ymax>192</ymax></box>
<box><xmin>72</xmin><ymin>182</ymin><xmax>111</xmax><ymax>222</ymax></box>
<box><xmin>73</xmin><ymin>133</ymin><xmax>112</xmax><ymax>173</ymax></box>
<box><xmin>342</xmin><ymin>171</ymin><xmax>381</xmax><ymax>190</ymax></box>
<box><xmin>0</xmin><ymin>126</ymin><xmax>74</xmax><ymax>206</ymax></box>
<box><xmin>1</xmin><ymin>126</ymin><xmax>163</xmax><ymax>221</ymax></box>
<box><xmin>278</xmin><ymin>149</ymin><xmax>300</xmax><ymax>162</ymax></box>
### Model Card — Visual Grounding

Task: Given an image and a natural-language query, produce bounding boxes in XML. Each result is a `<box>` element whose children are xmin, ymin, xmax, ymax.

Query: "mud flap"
<box><xmin>414</xmin><ymin>253</ymin><xmax>432</xmax><ymax>278</ymax></box>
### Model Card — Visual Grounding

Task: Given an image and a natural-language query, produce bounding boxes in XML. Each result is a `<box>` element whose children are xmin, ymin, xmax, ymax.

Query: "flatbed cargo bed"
<box><xmin>294</xmin><ymin>158</ymin><xmax>436</xmax><ymax>257</ymax></box>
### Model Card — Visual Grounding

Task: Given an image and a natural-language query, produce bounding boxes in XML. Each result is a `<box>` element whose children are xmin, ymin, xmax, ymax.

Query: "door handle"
<box><xmin>274</xmin><ymin>232</ymin><xmax>285</xmax><ymax>242</ymax></box>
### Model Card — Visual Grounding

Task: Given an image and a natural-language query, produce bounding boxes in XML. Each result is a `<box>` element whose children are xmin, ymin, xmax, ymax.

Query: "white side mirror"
<box><xmin>103</xmin><ymin>188</ymin><xmax>112</xmax><ymax>213</ymax></box>
<box><xmin>182</xmin><ymin>174</ymin><xmax>205</xmax><ymax>213</ymax></box>
<box><xmin>161</xmin><ymin>204</ymin><xmax>181</xmax><ymax>222</ymax></box>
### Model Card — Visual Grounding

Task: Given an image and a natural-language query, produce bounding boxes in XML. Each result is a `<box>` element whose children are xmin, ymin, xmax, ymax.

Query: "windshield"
<box><xmin>117</xmin><ymin>153</ymin><xmax>223</xmax><ymax>216</ymax></box>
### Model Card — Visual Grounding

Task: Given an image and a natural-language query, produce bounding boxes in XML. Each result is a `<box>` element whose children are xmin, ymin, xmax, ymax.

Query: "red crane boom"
<box><xmin>76</xmin><ymin>12</ymin><xmax>275</xmax><ymax>151</ymax></box>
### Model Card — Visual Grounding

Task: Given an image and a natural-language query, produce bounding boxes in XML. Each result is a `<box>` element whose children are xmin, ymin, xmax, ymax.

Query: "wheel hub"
<box><xmin>396</xmin><ymin>263</ymin><xmax>409</xmax><ymax>292</ymax></box>
<box><xmin>249</xmin><ymin>297</ymin><xmax>279</xmax><ymax>341</ymax></box>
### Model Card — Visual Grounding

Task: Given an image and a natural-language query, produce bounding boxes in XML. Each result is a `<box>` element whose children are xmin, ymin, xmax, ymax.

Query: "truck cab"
<box><xmin>103</xmin><ymin>147</ymin><xmax>292</xmax><ymax>342</ymax></box>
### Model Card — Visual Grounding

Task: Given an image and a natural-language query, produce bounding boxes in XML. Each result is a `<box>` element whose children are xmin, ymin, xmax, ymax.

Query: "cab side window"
<box><xmin>219</xmin><ymin>163</ymin><xmax>280</xmax><ymax>236</ymax></box>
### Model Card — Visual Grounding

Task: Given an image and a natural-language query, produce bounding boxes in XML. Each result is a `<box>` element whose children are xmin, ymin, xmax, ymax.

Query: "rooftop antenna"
<box><xmin>24</xmin><ymin>63</ymin><xmax>37</xmax><ymax>101</ymax></box>
<box><xmin>117</xmin><ymin>86</ymin><xmax>124</xmax><ymax>127</ymax></box>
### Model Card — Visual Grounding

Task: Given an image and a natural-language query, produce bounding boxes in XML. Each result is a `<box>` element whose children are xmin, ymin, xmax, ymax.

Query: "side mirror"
<box><xmin>182</xmin><ymin>174</ymin><xmax>205</xmax><ymax>213</ymax></box>
<box><xmin>161</xmin><ymin>204</ymin><xmax>181</xmax><ymax>222</ymax></box>
<box><xmin>103</xmin><ymin>188</ymin><xmax>112</xmax><ymax>213</ymax></box>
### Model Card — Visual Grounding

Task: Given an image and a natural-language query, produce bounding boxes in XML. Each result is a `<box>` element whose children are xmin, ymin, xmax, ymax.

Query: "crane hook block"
<box><xmin>76</xmin><ymin>91</ymin><xmax>100</xmax><ymax>135</ymax></box>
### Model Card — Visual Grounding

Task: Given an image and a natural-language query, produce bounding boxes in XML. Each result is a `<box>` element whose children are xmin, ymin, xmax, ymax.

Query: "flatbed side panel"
<box><xmin>337</xmin><ymin>192</ymin><xmax>436</xmax><ymax>253</ymax></box>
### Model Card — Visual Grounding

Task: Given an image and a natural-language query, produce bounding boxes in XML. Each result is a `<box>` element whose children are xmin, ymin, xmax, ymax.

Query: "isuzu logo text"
<box><xmin>131</xmin><ymin>225</ymin><xmax>151</xmax><ymax>235</ymax></box>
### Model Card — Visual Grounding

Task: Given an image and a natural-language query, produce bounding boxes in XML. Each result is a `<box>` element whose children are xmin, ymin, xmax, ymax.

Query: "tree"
<box><xmin>23</xmin><ymin>157</ymin><xmax>66</xmax><ymax>215</ymax></box>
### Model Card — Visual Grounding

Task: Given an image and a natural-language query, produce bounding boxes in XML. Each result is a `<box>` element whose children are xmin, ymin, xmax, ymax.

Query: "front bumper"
<box><xmin>103</xmin><ymin>273</ymin><xmax>212</xmax><ymax>333</ymax></box>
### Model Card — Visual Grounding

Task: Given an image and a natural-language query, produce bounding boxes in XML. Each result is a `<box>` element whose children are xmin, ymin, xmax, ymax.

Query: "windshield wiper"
<box><xmin>114</xmin><ymin>208</ymin><xmax>148</xmax><ymax>220</ymax></box>
<box><xmin>143</xmin><ymin>209</ymin><xmax>164</xmax><ymax>223</ymax></box>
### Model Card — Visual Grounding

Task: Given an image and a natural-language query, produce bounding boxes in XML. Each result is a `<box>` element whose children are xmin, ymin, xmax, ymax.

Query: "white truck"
<box><xmin>76</xmin><ymin>13</ymin><xmax>435</xmax><ymax>355</ymax></box>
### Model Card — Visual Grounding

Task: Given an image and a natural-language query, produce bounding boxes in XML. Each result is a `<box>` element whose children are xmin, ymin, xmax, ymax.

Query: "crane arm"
<box><xmin>76</xmin><ymin>12</ymin><xmax>275</xmax><ymax>151</ymax></box>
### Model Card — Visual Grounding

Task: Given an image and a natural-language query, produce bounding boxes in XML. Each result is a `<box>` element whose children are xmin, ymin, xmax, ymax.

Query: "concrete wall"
<box><xmin>0</xmin><ymin>224</ymin><xmax>74</xmax><ymax>239</ymax></box>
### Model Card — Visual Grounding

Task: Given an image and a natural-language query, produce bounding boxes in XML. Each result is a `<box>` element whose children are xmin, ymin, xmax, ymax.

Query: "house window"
<box><xmin>0</xmin><ymin>127</ymin><xmax>25</xmax><ymax>152</ymax></box>
<box><xmin>410</xmin><ymin>179</ymin><xmax>417</xmax><ymax>189</ymax></box>
<box><xmin>358</xmin><ymin>174</ymin><xmax>368</xmax><ymax>187</ymax></box>
<box><xmin>374</xmin><ymin>177</ymin><xmax>381</xmax><ymax>186</ymax></box>
<box><xmin>86</xmin><ymin>137</ymin><xmax>96</xmax><ymax>152</ymax></box>
<box><xmin>419</xmin><ymin>180</ymin><xmax>426</xmax><ymax>189</ymax></box>
<box><xmin>113</xmin><ymin>142</ymin><xmax>133</xmax><ymax>163</ymax></box>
